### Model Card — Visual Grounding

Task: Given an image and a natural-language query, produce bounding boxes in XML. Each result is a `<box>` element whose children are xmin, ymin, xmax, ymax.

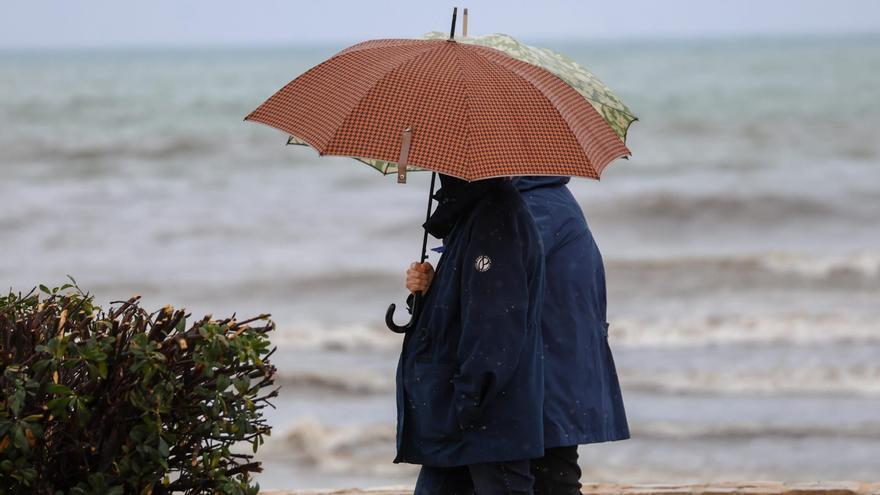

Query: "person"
<box><xmin>407</xmin><ymin>176</ymin><xmax>630</xmax><ymax>494</ymax></box>
<box><xmin>396</xmin><ymin>174</ymin><xmax>546</xmax><ymax>495</ymax></box>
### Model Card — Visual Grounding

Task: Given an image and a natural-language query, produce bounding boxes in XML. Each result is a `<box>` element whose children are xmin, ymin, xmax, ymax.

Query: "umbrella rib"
<box><xmin>468</xmin><ymin>47</ymin><xmax>599</xmax><ymax>177</ymax></box>
<box><xmin>449</xmin><ymin>46</ymin><xmax>474</xmax><ymax>181</ymax></box>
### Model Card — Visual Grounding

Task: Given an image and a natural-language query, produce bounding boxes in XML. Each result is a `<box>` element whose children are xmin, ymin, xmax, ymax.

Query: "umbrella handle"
<box><xmin>385</xmin><ymin>293</ymin><xmax>422</xmax><ymax>333</ymax></box>
<box><xmin>386</xmin><ymin>172</ymin><xmax>436</xmax><ymax>334</ymax></box>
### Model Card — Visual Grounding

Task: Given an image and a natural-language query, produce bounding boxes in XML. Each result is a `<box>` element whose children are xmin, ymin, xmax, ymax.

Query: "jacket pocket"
<box><xmin>406</xmin><ymin>362</ymin><xmax>462</xmax><ymax>441</ymax></box>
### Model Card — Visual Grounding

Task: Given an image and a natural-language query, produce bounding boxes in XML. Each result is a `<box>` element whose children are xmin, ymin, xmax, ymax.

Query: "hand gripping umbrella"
<box><xmin>245</xmin><ymin>8</ymin><xmax>634</xmax><ymax>333</ymax></box>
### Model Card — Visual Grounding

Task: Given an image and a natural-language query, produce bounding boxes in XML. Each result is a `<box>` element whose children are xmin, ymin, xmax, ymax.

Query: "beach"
<box><xmin>260</xmin><ymin>482</ymin><xmax>880</xmax><ymax>495</ymax></box>
<box><xmin>1</xmin><ymin>35</ymin><xmax>879</xmax><ymax>489</ymax></box>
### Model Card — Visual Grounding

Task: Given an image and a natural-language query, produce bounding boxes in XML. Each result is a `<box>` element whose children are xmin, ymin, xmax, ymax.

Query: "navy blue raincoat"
<box><xmin>514</xmin><ymin>176</ymin><xmax>630</xmax><ymax>448</ymax></box>
<box><xmin>395</xmin><ymin>178</ymin><xmax>546</xmax><ymax>467</ymax></box>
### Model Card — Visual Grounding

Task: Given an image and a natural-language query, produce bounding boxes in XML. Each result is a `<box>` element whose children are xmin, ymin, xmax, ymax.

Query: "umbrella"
<box><xmin>285</xmin><ymin>30</ymin><xmax>637</xmax><ymax>175</ymax></box>
<box><xmin>245</xmin><ymin>8</ymin><xmax>634</xmax><ymax>332</ymax></box>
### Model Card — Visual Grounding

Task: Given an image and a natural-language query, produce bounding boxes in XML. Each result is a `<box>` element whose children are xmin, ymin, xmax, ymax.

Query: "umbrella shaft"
<box><xmin>420</xmin><ymin>172</ymin><xmax>437</xmax><ymax>263</ymax></box>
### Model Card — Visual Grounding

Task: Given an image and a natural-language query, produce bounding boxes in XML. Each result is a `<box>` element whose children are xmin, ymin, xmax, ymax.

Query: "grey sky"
<box><xmin>2</xmin><ymin>0</ymin><xmax>879</xmax><ymax>49</ymax></box>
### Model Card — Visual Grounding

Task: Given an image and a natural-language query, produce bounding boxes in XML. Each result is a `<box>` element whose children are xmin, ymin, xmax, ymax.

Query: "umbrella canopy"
<box><xmin>286</xmin><ymin>32</ymin><xmax>637</xmax><ymax>176</ymax></box>
<box><xmin>247</xmin><ymin>38</ymin><xmax>631</xmax><ymax>181</ymax></box>
<box><xmin>421</xmin><ymin>31</ymin><xmax>637</xmax><ymax>142</ymax></box>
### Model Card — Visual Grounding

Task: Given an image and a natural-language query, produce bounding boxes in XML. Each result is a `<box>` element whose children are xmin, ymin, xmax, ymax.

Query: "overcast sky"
<box><xmin>2</xmin><ymin>0</ymin><xmax>879</xmax><ymax>49</ymax></box>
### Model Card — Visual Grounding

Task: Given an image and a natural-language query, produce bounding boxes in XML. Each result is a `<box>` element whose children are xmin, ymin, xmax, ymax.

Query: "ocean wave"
<box><xmin>10</xmin><ymin>136</ymin><xmax>216</xmax><ymax>164</ymax></box>
<box><xmin>272</xmin><ymin>322</ymin><xmax>400</xmax><ymax>351</ymax></box>
<box><xmin>266</xmin><ymin>419</ymin><xmax>410</xmax><ymax>476</ymax></box>
<box><xmin>758</xmin><ymin>251</ymin><xmax>880</xmax><ymax>279</ymax></box>
<box><xmin>608</xmin><ymin>250</ymin><xmax>880</xmax><ymax>282</ymax></box>
<box><xmin>271</xmin><ymin>359</ymin><xmax>880</xmax><ymax>399</ymax></box>
<box><xmin>271</xmin><ymin>312</ymin><xmax>880</xmax><ymax>355</ymax></box>
<box><xmin>275</xmin><ymin>370</ymin><xmax>393</xmax><ymax>395</ymax></box>
<box><xmin>260</xmin><ymin>417</ymin><xmax>880</xmax><ymax>475</ymax></box>
<box><xmin>632</xmin><ymin>421</ymin><xmax>880</xmax><ymax>440</ymax></box>
<box><xmin>610</xmin><ymin>313</ymin><xmax>880</xmax><ymax>348</ymax></box>
<box><xmin>586</xmin><ymin>191</ymin><xmax>859</xmax><ymax>225</ymax></box>
<box><xmin>620</xmin><ymin>364</ymin><xmax>880</xmax><ymax>397</ymax></box>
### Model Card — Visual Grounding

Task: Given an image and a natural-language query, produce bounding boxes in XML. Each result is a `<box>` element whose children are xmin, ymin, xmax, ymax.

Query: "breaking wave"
<box><xmin>271</xmin><ymin>311</ymin><xmax>880</xmax><ymax>355</ymax></box>
<box><xmin>620</xmin><ymin>364</ymin><xmax>880</xmax><ymax>397</ymax></box>
<box><xmin>272</xmin><ymin>360</ymin><xmax>880</xmax><ymax>398</ymax></box>
<box><xmin>631</xmin><ymin>421</ymin><xmax>880</xmax><ymax>440</ymax></box>
<box><xmin>607</xmin><ymin>250</ymin><xmax>880</xmax><ymax>285</ymax></box>
<box><xmin>758</xmin><ymin>251</ymin><xmax>880</xmax><ymax>279</ymax></box>
<box><xmin>260</xmin><ymin>417</ymin><xmax>880</xmax><ymax>475</ymax></box>
<box><xmin>272</xmin><ymin>322</ymin><xmax>400</xmax><ymax>351</ymax></box>
<box><xmin>267</xmin><ymin>419</ymin><xmax>410</xmax><ymax>477</ymax></box>
<box><xmin>609</xmin><ymin>313</ymin><xmax>880</xmax><ymax>348</ymax></box>
<box><xmin>586</xmin><ymin>191</ymin><xmax>877</xmax><ymax>225</ymax></box>
<box><xmin>10</xmin><ymin>136</ymin><xmax>217</xmax><ymax>164</ymax></box>
<box><xmin>275</xmin><ymin>370</ymin><xmax>393</xmax><ymax>395</ymax></box>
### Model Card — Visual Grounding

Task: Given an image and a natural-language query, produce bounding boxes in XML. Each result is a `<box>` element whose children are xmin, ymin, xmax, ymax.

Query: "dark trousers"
<box><xmin>532</xmin><ymin>446</ymin><xmax>582</xmax><ymax>495</ymax></box>
<box><xmin>413</xmin><ymin>447</ymin><xmax>581</xmax><ymax>495</ymax></box>
<box><xmin>415</xmin><ymin>459</ymin><xmax>535</xmax><ymax>495</ymax></box>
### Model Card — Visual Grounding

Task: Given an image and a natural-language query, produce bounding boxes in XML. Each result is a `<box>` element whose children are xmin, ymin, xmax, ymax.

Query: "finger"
<box><xmin>407</xmin><ymin>282</ymin><xmax>427</xmax><ymax>292</ymax></box>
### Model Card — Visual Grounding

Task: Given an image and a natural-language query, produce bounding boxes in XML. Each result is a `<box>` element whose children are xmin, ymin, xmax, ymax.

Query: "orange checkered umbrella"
<box><xmin>245</xmin><ymin>34</ymin><xmax>630</xmax><ymax>184</ymax></box>
<box><xmin>245</xmin><ymin>9</ymin><xmax>632</xmax><ymax>332</ymax></box>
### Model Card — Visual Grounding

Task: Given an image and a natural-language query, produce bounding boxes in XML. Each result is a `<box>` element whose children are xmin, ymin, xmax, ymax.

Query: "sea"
<box><xmin>1</xmin><ymin>35</ymin><xmax>879</xmax><ymax>489</ymax></box>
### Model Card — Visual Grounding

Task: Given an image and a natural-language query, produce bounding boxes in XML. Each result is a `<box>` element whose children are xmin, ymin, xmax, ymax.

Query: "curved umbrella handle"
<box><xmin>385</xmin><ymin>293</ymin><xmax>422</xmax><ymax>334</ymax></box>
<box><xmin>386</xmin><ymin>171</ymin><xmax>436</xmax><ymax>335</ymax></box>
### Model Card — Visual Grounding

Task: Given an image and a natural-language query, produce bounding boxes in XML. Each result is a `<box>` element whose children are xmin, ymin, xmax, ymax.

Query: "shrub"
<box><xmin>0</xmin><ymin>280</ymin><xmax>277</xmax><ymax>494</ymax></box>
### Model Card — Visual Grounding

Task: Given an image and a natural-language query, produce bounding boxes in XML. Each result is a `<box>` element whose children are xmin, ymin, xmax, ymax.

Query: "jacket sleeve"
<box><xmin>452</xmin><ymin>207</ymin><xmax>533</xmax><ymax>430</ymax></box>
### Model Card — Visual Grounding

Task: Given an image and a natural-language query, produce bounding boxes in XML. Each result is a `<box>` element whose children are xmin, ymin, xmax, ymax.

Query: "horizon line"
<box><xmin>1</xmin><ymin>29</ymin><xmax>877</xmax><ymax>53</ymax></box>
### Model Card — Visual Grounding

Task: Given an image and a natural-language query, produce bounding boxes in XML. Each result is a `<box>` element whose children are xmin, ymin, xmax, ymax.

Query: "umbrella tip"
<box><xmin>449</xmin><ymin>7</ymin><xmax>458</xmax><ymax>40</ymax></box>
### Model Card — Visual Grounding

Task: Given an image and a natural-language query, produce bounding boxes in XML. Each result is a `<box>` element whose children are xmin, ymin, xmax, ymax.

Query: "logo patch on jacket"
<box><xmin>474</xmin><ymin>255</ymin><xmax>492</xmax><ymax>272</ymax></box>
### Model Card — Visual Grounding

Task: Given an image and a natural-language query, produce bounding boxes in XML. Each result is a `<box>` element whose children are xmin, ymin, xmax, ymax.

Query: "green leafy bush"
<box><xmin>0</xmin><ymin>280</ymin><xmax>277</xmax><ymax>494</ymax></box>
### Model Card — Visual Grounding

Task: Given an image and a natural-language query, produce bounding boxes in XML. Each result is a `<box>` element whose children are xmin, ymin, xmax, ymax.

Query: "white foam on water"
<box><xmin>271</xmin><ymin>312</ymin><xmax>880</xmax><ymax>354</ymax></box>
<box><xmin>759</xmin><ymin>250</ymin><xmax>880</xmax><ymax>278</ymax></box>
<box><xmin>271</xmin><ymin>361</ymin><xmax>880</xmax><ymax>397</ymax></box>
<box><xmin>267</xmin><ymin>418</ymin><xmax>411</xmax><ymax>477</ymax></box>
<box><xmin>610</xmin><ymin>313</ymin><xmax>880</xmax><ymax>348</ymax></box>
<box><xmin>271</xmin><ymin>321</ymin><xmax>400</xmax><ymax>351</ymax></box>
<box><xmin>261</xmin><ymin>415</ymin><xmax>880</xmax><ymax>478</ymax></box>
<box><xmin>632</xmin><ymin>420</ymin><xmax>880</xmax><ymax>440</ymax></box>
<box><xmin>620</xmin><ymin>364</ymin><xmax>880</xmax><ymax>396</ymax></box>
<box><xmin>274</xmin><ymin>369</ymin><xmax>393</xmax><ymax>394</ymax></box>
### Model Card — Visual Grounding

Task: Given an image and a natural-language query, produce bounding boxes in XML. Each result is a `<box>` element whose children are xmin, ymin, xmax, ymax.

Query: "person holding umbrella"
<box><xmin>398</xmin><ymin>174</ymin><xmax>545</xmax><ymax>492</ymax></box>
<box><xmin>410</xmin><ymin>176</ymin><xmax>631</xmax><ymax>493</ymax></box>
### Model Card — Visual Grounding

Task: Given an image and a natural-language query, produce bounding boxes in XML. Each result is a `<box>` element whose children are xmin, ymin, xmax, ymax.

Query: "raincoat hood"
<box><xmin>424</xmin><ymin>175</ymin><xmax>503</xmax><ymax>239</ymax></box>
